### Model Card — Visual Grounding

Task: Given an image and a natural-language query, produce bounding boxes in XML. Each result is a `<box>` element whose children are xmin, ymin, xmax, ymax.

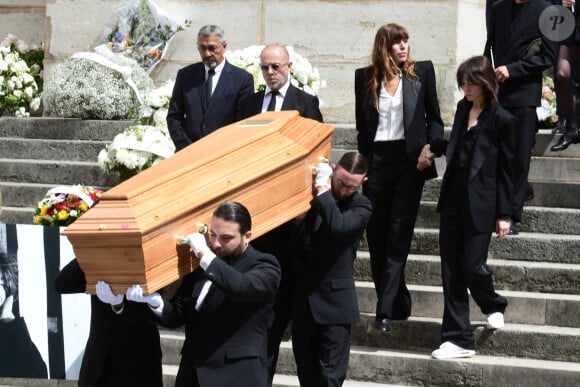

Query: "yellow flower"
<box><xmin>33</xmin><ymin>215</ymin><xmax>42</xmax><ymax>224</ymax></box>
<box><xmin>79</xmin><ymin>202</ymin><xmax>88</xmax><ymax>212</ymax></box>
<box><xmin>40</xmin><ymin>205</ymin><xmax>47</xmax><ymax>216</ymax></box>
<box><xmin>57</xmin><ymin>210</ymin><xmax>69</xmax><ymax>220</ymax></box>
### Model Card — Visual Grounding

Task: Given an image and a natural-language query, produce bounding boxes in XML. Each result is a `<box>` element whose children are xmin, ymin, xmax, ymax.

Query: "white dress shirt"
<box><xmin>374</xmin><ymin>76</ymin><xmax>405</xmax><ymax>142</ymax></box>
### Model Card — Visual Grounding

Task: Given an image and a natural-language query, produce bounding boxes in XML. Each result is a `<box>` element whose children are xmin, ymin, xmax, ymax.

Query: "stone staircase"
<box><xmin>1</xmin><ymin>117</ymin><xmax>579</xmax><ymax>386</ymax></box>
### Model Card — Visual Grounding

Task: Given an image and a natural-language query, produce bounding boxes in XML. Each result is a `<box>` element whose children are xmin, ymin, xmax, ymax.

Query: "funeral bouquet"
<box><xmin>104</xmin><ymin>0</ymin><xmax>190</xmax><ymax>73</ymax></box>
<box><xmin>33</xmin><ymin>185</ymin><xmax>103</xmax><ymax>227</ymax></box>
<box><xmin>98</xmin><ymin>124</ymin><xmax>175</xmax><ymax>181</ymax></box>
<box><xmin>42</xmin><ymin>45</ymin><xmax>154</xmax><ymax>119</ymax></box>
<box><xmin>225</xmin><ymin>45</ymin><xmax>326</xmax><ymax>102</ymax></box>
<box><xmin>537</xmin><ymin>76</ymin><xmax>558</xmax><ymax>129</ymax></box>
<box><xmin>140</xmin><ymin>79</ymin><xmax>174</xmax><ymax>126</ymax></box>
<box><xmin>0</xmin><ymin>35</ymin><xmax>42</xmax><ymax>117</ymax></box>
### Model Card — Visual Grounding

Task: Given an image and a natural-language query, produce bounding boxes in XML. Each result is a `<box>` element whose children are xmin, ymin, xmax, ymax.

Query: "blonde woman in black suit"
<box><xmin>419</xmin><ymin>55</ymin><xmax>515</xmax><ymax>359</ymax></box>
<box><xmin>355</xmin><ymin>23</ymin><xmax>444</xmax><ymax>333</ymax></box>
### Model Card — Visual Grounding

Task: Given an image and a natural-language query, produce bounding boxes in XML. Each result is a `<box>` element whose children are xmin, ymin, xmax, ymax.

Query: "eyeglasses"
<box><xmin>260</xmin><ymin>62</ymin><xmax>288</xmax><ymax>72</ymax></box>
<box><xmin>335</xmin><ymin>178</ymin><xmax>361</xmax><ymax>192</ymax></box>
<box><xmin>197</xmin><ymin>44</ymin><xmax>222</xmax><ymax>53</ymax></box>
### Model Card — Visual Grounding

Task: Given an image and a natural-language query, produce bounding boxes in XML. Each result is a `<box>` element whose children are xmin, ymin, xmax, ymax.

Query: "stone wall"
<box><xmin>2</xmin><ymin>0</ymin><xmax>488</xmax><ymax>125</ymax></box>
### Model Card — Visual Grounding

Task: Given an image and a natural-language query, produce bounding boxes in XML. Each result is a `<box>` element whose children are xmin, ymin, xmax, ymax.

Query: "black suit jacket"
<box><xmin>355</xmin><ymin>61</ymin><xmax>444</xmax><ymax>179</ymax></box>
<box><xmin>54</xmin><ymin>259</ymin><xmax>162</xmax><ymax>387</ymax></box>
<box><xmin>157</xmin><ymin>246</ymin><xmax>280</xmax><ymax>387</ymax></box>
<box><xmin>166</xmin><ymin>60</ymin><xmax>254</xmax><ymax>151</ymax></box>
<box><xmin>292</xmin><ymin>191</ymin><xmax>372</xmax><ymax>325</ymax></box>
<box><xmin>236</xmin><ymin>83</ymin><xmax>323</xmax><ymax>121</ymax></box>
<box><xmin>433</xmin><ymin>99</ymin><xmax>516</xmax><ymax>233</ymax></box>
<box><xmin>484</xmin><ymin>0</ymin><xmax>556</xmax><ymax>107</ymax></box>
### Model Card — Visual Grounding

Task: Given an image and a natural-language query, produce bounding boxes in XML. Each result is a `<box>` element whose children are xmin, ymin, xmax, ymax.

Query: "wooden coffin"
<box><xmin>62</xmin><ymin>111</ymin><xmax>334</xmax><ymax>294</ymax></box>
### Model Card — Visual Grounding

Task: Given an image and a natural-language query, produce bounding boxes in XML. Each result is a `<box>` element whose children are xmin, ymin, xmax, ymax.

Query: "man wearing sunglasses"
<box><xmin>167</xmin><ymin>25</ymin><xmax>254</xmax><ymax>151</ymax></box>
<box><xmin>238</xmin><ymin>43</ymin><xmax>324</xmax><ymax>382</ymax></box>
<box><xmin>236</xmin><ymin>43</ymin><xmax>323</xmax><ymax>121</ymax></box>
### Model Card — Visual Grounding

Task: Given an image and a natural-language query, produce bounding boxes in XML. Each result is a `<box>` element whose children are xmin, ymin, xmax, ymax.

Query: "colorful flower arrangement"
<box><xmin>0</xmin><ymin>35</ymin><xmax>42</xmax><ymax>117</ymax></box>
<box><xmin>104</xmin><ymin>0</ymin><xmax>190</xmax><ymax>73</ymax></box>
<box><xmin>537</xmin><ymin>76</ymin><xmax>558</xmax><ymax>128</ymax></box>
<box><xmin>33</xmin><ymin>185</ymin><xmax>103</xmax><ymax>227</ymax></box>
<box><xmin>225</xmin><ymin>45</ymin><xmax>326</xmax><ymax>102</ymax></box>
<box><xmin>98</xmin><ymin>124</ymin><xmax>175</xmax><ymax>181</ymax></box>
<box><xmin>42</xmin><ymin>46</ymin><xmax>154</xmax><ymax>120</ymax></box>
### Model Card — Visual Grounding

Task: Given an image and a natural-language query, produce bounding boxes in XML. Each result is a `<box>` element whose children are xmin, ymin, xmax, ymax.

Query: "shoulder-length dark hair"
<box><xmin>456</xmin><ymin>55</ymin><xmax>498</xmax><ymax>107</ymax></box>
<box><xmin>367</xmin><ymin>23</ymin><xmax>417</xmax><ymax>109</ymax></box>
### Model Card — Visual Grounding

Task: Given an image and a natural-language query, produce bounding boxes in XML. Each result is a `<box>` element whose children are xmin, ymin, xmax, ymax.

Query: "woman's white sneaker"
<box><xmin>486</xmin><ymin>312</ymin><xmax>504</xmax><ymax>329</ymax></box>
<box><xmin>431</xmin><ymin>341</ymin><xmax>476</xmax><ymax>359</ymax></box>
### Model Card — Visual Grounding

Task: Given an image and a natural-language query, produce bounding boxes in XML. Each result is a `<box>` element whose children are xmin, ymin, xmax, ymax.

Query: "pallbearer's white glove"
<box><xmin>314</xmin><ymin>162</ymin><xmax>333</xmax><ymax>189</ymax></box>
<box><xmin>126</xmin><ymin>284</ymin><xmax>163</xmax><ymax>309</ymax></box>
<box><xmin>95</xmin><ymin>281</ymin><xmax>124</xmax><ymax>306</ymax></box>
<box><xmin>187</xmin><ymin>232</ymin><xmax>211</xmax><ymax>257</ymax></box>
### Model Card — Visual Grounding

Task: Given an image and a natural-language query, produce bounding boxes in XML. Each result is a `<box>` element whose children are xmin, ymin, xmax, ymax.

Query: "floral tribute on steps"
<box><xmin>33</xmin><ymin>185</ymin><xmax>103</xmax><ymax>227</ymax></box>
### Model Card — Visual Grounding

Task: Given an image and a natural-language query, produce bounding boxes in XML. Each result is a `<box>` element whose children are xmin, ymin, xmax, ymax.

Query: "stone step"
<box><xmin>0</xmin><ymin>159</ymin><xmax>119</xmax><ymax>187</ymax></box>
<box><xmin>159</xmin><ymin>313</ymin><xmax>580</xmax><ymax>365</ymax></box>
<box><xmin>356</xmin><ymin>283</ymin><xmax>580</xmax><ymax>328</ymax></box>
<box><xmin>362</xmin><ymin>228</ymin><xmax>580</xmax><ymax>265</ymax></box>
<box><xmin>0</xmin><ymin>117</ymin><xmax>133</xmax><ymax>140</ymax></box>
<box><xmin>274</xmin><ymin>343</ymin><xmax>580</xmax><ymax>387</ymax></box>
<box><xmin>354</xmin><ymin>253</ymin><xmax>580</xmax><ymax>294</ymax></box>
<box><xmin>416</xmin><ymin>201</ymin><xmax>580</xmax><ymax>235</ymax></box>
<box><xmin>0</xmin><ymin>137</ymin><xmax>110</xmax><ymax>162</ymax></box>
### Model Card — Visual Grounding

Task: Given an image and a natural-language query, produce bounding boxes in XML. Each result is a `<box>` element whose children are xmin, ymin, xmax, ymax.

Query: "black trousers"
<box><xmin>504</xmin><ymin>106</ymin><xmax>537</xmax><ymax>223</ymax></box>
<box><xmin>438</xmin><ymin>167</ymin><xmax>508</xmax><ymax>349</ymax></box>
<box><xmin>364</xmin><ymin>141</ymin><xmax>424</xmax><ymax>320</ymax></box>
<box><xmin>291</xmin><ymin>305</ymin><xmax>351</xmax><ymax>387</ymax></box>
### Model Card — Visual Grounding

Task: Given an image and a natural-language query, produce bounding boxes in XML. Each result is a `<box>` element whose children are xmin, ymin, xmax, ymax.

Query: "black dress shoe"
<box><xmin>551</xmin><ymin>131</ymin><xmax>580</xmax><ymax>152</ymax></box>
<box><xmin>552</xmin><ymin>118</ymin><xmax>567</xmax><ymax>134</ymax></box>
<box><xmin>508</xmin><ymin>223</ymin><xmax>519</xmax><ymax>235</ymax></box>
<box><xmin>375</xmin><ymin>318</ymin><xmax>391</xmax><ymax>333</ymax></box>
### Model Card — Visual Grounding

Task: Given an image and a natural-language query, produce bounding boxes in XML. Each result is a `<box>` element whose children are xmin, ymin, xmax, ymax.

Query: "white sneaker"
<box><xmin>431</xmin><ymin>341</ymin><xmax>476</xmax><ymax>359</ymax></box>
<box><xmin>486</xmin><ymin>312</ymin><xmax>504</xmax><ymax>329</ymax></box>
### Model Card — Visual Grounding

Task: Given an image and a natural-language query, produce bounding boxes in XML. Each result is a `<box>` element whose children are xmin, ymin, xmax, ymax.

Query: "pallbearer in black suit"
<box><xmin>237</xmin><ymin>43</ymin><xmax>323</xmax><ymax>121</ymax></box>
<box><xmin>237</xmin><ymin>42</ymin><xmax>323</xmax><ymax>382</ymax></box>
<box><xmin>355</xmin><ymin>23</ymin><xmax>444</xmax><ymax>334</ymax></box>
<box><xmin>126</xmin><ymin>202</ymin><xmax>280</xmax><ymax>387</ymax></box>
<box><xmin>418</xmin><ymin>56</ymin><xmax>515</xmax><ymax>359</ymax></box>
<box><xmin>292</xmin><ymin>152</ymin><xmax>372</xmax><ymax>386</ymax></box>
<box><xmin>166</xmin><ymin>25</ymin><xmax>254</xmax><ymax>151</ymax></box>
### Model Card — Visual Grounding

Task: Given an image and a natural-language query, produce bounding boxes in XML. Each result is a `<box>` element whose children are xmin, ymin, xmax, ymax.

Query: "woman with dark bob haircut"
<box><xmin>355</xmin><ymin>23</ymin><xmax>444</xmax><ymax>334</ymax></box>
<box><xmin>418</xmin><ymin>55</ymin><xmax>515</xmax><ymax>359</ymax></box>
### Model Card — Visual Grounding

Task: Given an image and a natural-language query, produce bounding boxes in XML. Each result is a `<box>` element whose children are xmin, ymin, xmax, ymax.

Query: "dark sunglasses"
<box><xmin>260</xmin><ymin>62</ymin><xmax>288</xmax><ymax>72</ymax></box>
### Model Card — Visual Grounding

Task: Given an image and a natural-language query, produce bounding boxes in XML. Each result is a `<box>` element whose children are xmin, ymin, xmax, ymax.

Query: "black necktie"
<box><xmin>267</xmin><ymin>90</ymin><xmax>278</xmax><ymax>111</ymax></box>
<box><xmin>206</xmin><ymin>69</ymin><xmax>215</xmax><ymax>105</ymax></box>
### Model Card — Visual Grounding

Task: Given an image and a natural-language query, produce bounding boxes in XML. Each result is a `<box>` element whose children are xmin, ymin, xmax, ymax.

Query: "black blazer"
<box><xmin>157</xmin><ymin>246</ymin><xmax>280</xmax><ymax>387</ymax></box>
<box><xmin>54</xmin><ymin>259</ymin><xmax>162</xmax><ymax>387</ymax></box>
<box><xmin>292</xmin><ymin>191</ymin><xmax>372</xmax><ymax>325</ymax></box>
<box><xmin>355</xmin><ymin>61</ymin><xmax>444</xmax><ymax>179</ymax></box>
<box><xmin>236</xmin><ymin>83</ymin><xmax>323</xmax><ymax>122</ymax></box>
<box><xmin>167</xmin><ymin>60</ymin><xmax>254</xmax><ymax>151</ymax></box>
<box><xmin>433</xmin><ymin>99</ymin><xmax>516</xmax><ymax>233</ymax></box>
<box><xmin>484</xmin><ymin>0</ymin><xmax>556</xmax><ymax>107</ymax></box>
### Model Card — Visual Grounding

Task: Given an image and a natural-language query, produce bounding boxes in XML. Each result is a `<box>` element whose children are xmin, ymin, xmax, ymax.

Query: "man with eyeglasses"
<box><xmin>291</xmin><ymin>152</ymin><xmax>372</xmax><ymax>386</ymax></box>
<box><xmin>236</xmin><ymin>43</ymin><xmax>323</xmax><ymax>121</ymax></box>
<box><xmin>238</xmin><ymin>43</ymin><xmax>323</xmax><ymax>382</ymax></box>
<box><xmin>166</xmin><ymin>25</ymin><xmax>254</xmax><ymax>151</ymax></box>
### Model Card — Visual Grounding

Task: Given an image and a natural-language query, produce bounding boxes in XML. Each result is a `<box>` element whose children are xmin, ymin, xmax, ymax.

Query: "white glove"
<box><xmin>126</xmin><ymin>284</ymin><xmax>163</xmax><ymax>309</ymax></box>
<box><xmin>187</xmin><ymin>232</ymin><xmax>210</xmax><ymax>257</ymax></box>
<box><xmin>314</xmin><ymin>162</ymin><xmax>333</xmax><ymax>188</ymax></box>
<box><xmin>95</xmin><ymin>281</ymin><xmax>124</xmax><ymax>306</ymax></box>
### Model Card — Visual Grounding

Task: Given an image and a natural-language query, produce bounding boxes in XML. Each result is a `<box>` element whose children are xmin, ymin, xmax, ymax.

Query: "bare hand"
<box><xmin>563</xmin><ymin>0</ymin><xmax>575</xmax><ymax>8</ymax></box>
<box><xmin>417</xmin><ymin>144</ymin><xmax>435</xmax><ymax>171</ymax></box>
<box><xmin>495</xmin><ymin>218</ymin><xmax>510</xmax><ymax>239</ymax></box>
<box><xmin>495</xmin><ymin>66</ymin><xmax>509</xmax><ymax>83</ymax></box>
